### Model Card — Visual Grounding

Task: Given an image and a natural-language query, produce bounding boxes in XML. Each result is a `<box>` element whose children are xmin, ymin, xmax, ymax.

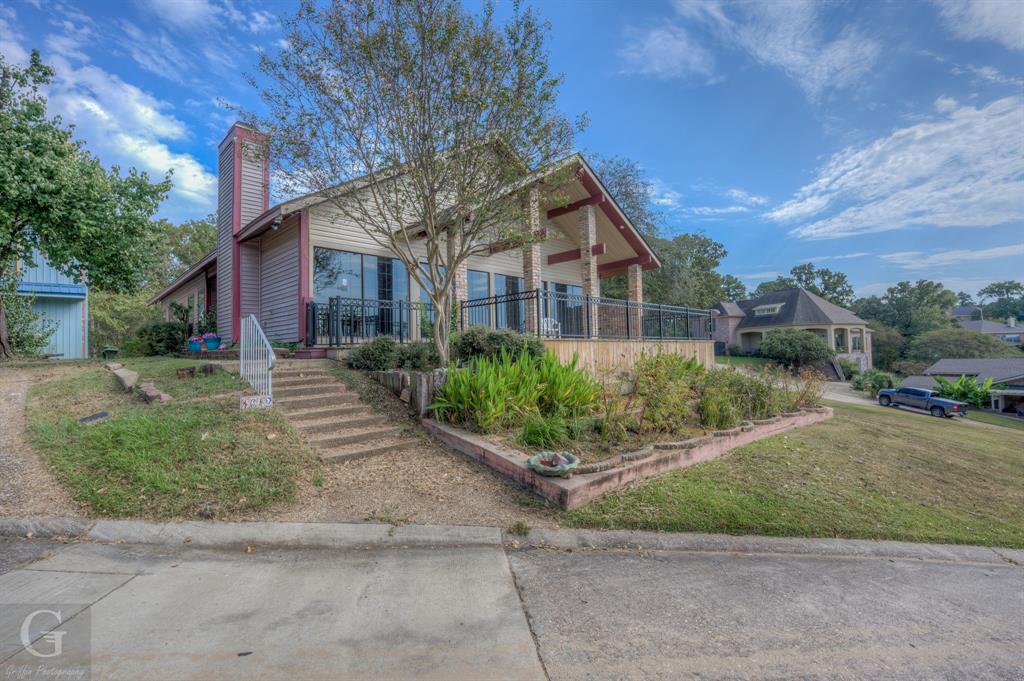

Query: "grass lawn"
<box><xmin>715</xmin><ymin>356</ymin><xmax>772</xmax><ymax>369</ymax></box>
<box><xmin>567</xmin><ymin>400</ymin><xmax>1024</xmax><ymax>548</ymax></box>
<box><xmin>965</xmin><ymin>410</ymin><xmax>1024</xmax><ymax>432</ymax></box>
<box><xmin>119</xmin><ymin>357</ymin><xmax>248</xmax><ymax>400</ymax></box>
<box><xmin>26</xmin><ymin>363</ymin><xmax>314</xmax><ymax>519</ymax></box>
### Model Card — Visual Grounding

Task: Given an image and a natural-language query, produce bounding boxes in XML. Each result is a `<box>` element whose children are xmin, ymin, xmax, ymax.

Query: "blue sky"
<box><xmin>1</xmin><ymin>0</ymin><xmax>1021</xmax><ymax>298</ymax></box>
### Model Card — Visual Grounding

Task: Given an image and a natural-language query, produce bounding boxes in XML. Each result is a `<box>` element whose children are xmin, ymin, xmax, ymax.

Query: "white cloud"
<box><xmin>769</xmin><ymin>96</ymin><xmax>1024</xmax><ymax>239</ymax></box>
<box><xmin>725</xmin><ymin>188</ymin><xmax>769</xmax><ymax>206</ymax></box>
<box><xmin>881</xmin><ymin>244</ymin><xmax>1024</xmax><ymax>269</ymax></box>
<box><xmin>662</xmin><ymin>0</ymin><xmax>882</xmax><ymax>101</ymax></box>
<box><xmin>951</xmin><ymin>64</ymin><xmax>1024</xmax><ymax>87</ymax></box>
<box><xmin>0</xmin><ymin>7</ymin><xmax>29</xmax><ymax>64</ymax></box>
<box><xmin>802</xmin><ymin>252</ymin><xmax>871</xmax><ymax>263</ymax></box>
<box><xmin>118</xmin><ymin>21</ymin><xmax>194</xmax><ymax>84</ymax></box>
<box><xmin>683</xmin><ymin>205</ymin><xmax>750</xmax><ymax>217</ymax></box>
<box><xmin>140</xmin><ymin>0</ymin><xmax>222</xmax><ymax>30</ymax></box>
<box><xmin>739</xmin><ymin>271</ymin><xmax>782</xmax><ymax>280</ymax></box>
<box><xmin>932</xmin><ymin>0</ymin><xmax>1024</xmax><ymax>50</ymax></box>
<box><xmin>619</xmin><ymin>22</ymin><xmax>715</xmax><ymax>80</ymax></box>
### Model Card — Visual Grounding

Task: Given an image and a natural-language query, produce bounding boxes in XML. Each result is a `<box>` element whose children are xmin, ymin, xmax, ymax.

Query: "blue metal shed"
<box><xmin>16</xmin><ymin>251</ymin><xmax>89</xmax><ymax>359</ymax></box>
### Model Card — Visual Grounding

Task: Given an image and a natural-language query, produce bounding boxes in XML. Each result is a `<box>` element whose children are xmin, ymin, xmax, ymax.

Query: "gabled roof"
<box><xmin>148</xmin><ymin>251</ymin><xmax>217</xmax><ymax>304</ymax></box>
<box><xmin>960</xmin><ymin>319</ymin><xmax>1024</xmax><ymax>334</ymax></box>
<box><xmin>714</xmin><ymin>301</ymin><xmax>744</xmax><ymax>317</ymax></box>
<box><xmin>900</xmin><ymin>375</ymin><xmax>939</xmax><ymax>390</ymax></box>
<box><xmin>924</xmin><ymin>358</ymin><xmax>1024</xmax><ymax>384</ymax></box>
<box><xmin>950</xmin><ymin>305</ymin><xmax>981</xmax><ymax>318</ymax></box>
<box><xmin>726</xmin><ymin>288</ymin><xmax>865</xmax><ymax>329</ymax></box>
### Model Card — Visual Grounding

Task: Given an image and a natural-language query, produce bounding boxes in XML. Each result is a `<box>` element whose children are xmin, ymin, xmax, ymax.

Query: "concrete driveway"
<box><xmin>1</xmin><ymin>524</ymin><xmax>1021</xmax><ymax>680</ymax></box>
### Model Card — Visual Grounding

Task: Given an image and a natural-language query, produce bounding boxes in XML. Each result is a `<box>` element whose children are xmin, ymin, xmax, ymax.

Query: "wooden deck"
<box><xmin>543</xmin><ymin>338</ymin><xmax>714</xmax><ymax>377</ymax></box>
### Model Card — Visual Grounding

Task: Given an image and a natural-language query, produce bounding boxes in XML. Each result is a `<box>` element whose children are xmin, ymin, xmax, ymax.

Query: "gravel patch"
<box><xmin>0</xmin><ymin>365</ymin><xmax>82</xmax><ymax>517</ymax></box>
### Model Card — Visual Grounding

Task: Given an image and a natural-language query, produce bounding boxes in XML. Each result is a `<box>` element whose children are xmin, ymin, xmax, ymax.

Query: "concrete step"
<box><xmin>307</xmin><ymin>426</ymin><xmax>404</xmax><ymax>449</ymax></box>
<box><xmin>319</xmin><ymin>437</ymin><xmax>420</xmax><ymax>464</ymax></box>
<box><xmin>274</xmin><ymin>369</ymin><xmax>330</xmax><ymax>380</ymax></box>
<box><xmin>273</xmin><ymin>376</ymin><xmax>337</xmax><ymax>389</ymax></box>
<box><xmin>276</xmin><ymin>394</ymin><xmax>359</xmax><ymax>411</ymax></box>
<box><xmin>274</xmin><ymin>384</ymin><xmax>352</xmax><ymax>400</ymax></box>
<box><xmin>286</xmin><ymin>404</ymin><xmax>373</xmax><ymax>422</ymax></box>
<box><xmin>296</xmin><ymin>415</ymin><xmax>386</xmax><ymax>434</ymax></box>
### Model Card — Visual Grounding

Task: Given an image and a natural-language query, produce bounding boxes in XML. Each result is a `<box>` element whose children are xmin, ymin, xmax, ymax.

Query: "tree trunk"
<box><xmin>433</xmin><ymin>292</ymin><xmax>453</xmax><ymax>366</ymax></box>
<box><xmin>0</xmin><ymin>295</ymin><xmax>12</xmax><ymax>359</ymax></box>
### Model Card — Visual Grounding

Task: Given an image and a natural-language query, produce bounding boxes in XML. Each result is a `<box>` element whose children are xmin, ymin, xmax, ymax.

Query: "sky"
<box><xmin>1</xmin><ymin>0</ymin><xmax>1022</xmax><ymax>299</ymax></box>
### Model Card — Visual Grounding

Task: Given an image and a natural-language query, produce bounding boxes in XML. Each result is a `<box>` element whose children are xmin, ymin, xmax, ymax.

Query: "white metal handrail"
<box><xmin>240</xmin><ymin>314</ymin><xmax>276</xmax><ymax>409</ymax></box>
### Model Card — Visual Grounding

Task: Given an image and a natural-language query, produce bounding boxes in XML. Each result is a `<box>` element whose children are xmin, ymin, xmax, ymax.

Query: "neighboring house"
<box><xmin>921</xmin><ymin>358</ymin><xmax>1024</xmax><ymax>416</ymax></box>
<box><xmin>958</xmin><ymin>318</ymin><xmax>1023</xmax><ymax>343</ymax></box>
<box><xmin>151</xmin><ymin>123</ymin><xmax>711</xmax><ymax>365</ymax></box>
<box><xmin>15</xmin><ymin>250</ymin><xmax>88</xmax><ymax>359</ymax></box>
<box><xmin>712</xmin><ymin>288</ymin><xmax>873</xmax><ymax>370</ymax></box>
<box><xmin>949</xmin><ymin>305</ymin><xmax>981</xmax><ymax>322</ymax></box>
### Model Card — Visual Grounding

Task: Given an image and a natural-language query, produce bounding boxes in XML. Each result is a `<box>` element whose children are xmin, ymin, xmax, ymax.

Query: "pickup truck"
<box><xmin>877</xmin><ymin>387</ymin><xmax>968</xmax><ymax>418</ymax></box>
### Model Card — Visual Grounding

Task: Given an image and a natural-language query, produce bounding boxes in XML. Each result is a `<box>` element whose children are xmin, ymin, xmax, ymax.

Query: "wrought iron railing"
<box><xmin>305</xmin><ymin>290</ymin><xmax>712</xmax><ymax>346</ymax></box>
<box><xmin>459</xmin><ymin>289</ymin><xmax>712</xmax><ymax>340</ymax></box>
<box><xmin>240</xmin><ymin>314</ymin><xmax>276</xmax><ymax>408</ymax></box>
<box><xmin>306</xmin><ymin>298</ymin><xmax>437</xmax><ymax>346</ymax></box>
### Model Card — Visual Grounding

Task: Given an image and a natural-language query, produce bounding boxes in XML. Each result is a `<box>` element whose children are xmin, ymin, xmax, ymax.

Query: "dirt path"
<box><xmin>0</xmin><ymin>366</ymin><xmax>81</xmax><ymax>517</ymax></box>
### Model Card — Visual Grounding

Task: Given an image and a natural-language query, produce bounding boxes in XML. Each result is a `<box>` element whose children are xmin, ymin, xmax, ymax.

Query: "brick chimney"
<box><xmin>216</xmin><ymin>123</ymin><xmax>269</xmax><ymax>343</ymax></box>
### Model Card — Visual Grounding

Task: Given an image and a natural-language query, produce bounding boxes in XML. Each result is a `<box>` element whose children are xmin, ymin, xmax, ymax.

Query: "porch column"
<box><xmin>628</xmin><ymin>263</ymin><xmax>643</xmax><ymax>338</ymax></box>
<box><xmin>827</xmin><ymin>327</ymin><xmax>836</xmax><ymax>352</ymax></box>
<box><xmin>579</xmin><ymin>204</ymin><xmax>600</xmax><ymax>336</ymax></box>
<box><xmin>523</xmin><ymin>187</ymin><xmax>542</xmax><ymax>334</ymax></box>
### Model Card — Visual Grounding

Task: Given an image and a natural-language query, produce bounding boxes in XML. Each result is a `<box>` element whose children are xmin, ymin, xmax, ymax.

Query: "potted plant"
<box><xmin>202</xmin><ymin>332</ymin><xmax>221</xmax><ymax>351</ymax></box>
<box><xmin>187</xmin><ymin>335</ymin><xmax>203</xmax><ymax>353</ymax></box>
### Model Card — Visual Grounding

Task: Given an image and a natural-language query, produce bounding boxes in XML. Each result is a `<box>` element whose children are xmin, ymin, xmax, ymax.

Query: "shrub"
<box><xmin>519</xmin><ymin>414</ymin><xmax>569</xmax><ymax>449</ymax></box>
<box><xmin>760</xmin><ymin>328</ymin><xmax>834</xmax><ymax>367</ymax></box>
<box><xmin>850</xmin><ymin>368</ymin><xmax>898</xmax><ymax>395</ymax></box>
<box><xmin>699</xmin><ymin>384</ymin><xmax>741</xmax><ymax>430</ymax></box>
<box><xmin>776</xmin><ymin>366</ymin><xmax>826</xmax><ymax>411</ymax></box>
<box><xmin>451</xmin><ymin>326</ymin><xmax>545</xmax><ymax>363</ymax></box>
<box><xmin>633</xmin><ymin>353</ymin><xmax>705</xmax><ymax>433</ymax></box>
<box><xmin>0</xmin><ymin>280</ymin><xmax>56</xmax><ymax>356</ymax></box>
<box><xmin>905</xmin><ymin>327</ymin><xmax>1023</xmax><ymax>363</ymax></box>
<box><xmin>536</xmin><ymin>351</ymin><xmax>602</xmax><ymax>419</ymax></box>
<box><xmin>726</xmin><ymin>343</ymin><xmax>743</xmax><ymax>357</ymax></box>
<box><xmin>134</xmin><ymin>321</ymin><xmax>187</xmax><ymax>356</ymax></box>
<box><xmin>432</xmin><ymin>350</ymin><xmax>600</xmax><ymax>432</ymax></box>
<box><xmin>395</xmin><ymin>341</ymin><xmax>440</xmax><ymax>370</ymax></box>
<box><xmin>837</xmin><ymin>357</ymin><xmax>861</xmax><ymax>381</ymax></box>
<box><xmin>347</xmin><ymin>336</ymin><xmax>398</xmax><ymax>370</ymax></box>
<box><xmin>934</xmin><ymin>374</ymin><xmax>996</xmax><ymax>408</ymax></box>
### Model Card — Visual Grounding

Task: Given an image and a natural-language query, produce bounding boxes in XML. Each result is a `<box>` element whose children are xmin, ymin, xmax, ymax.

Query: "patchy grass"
<box><xmin>715</xmin><ymin>356</ymin><xmax>772</xmax><ymax>369</ymax></box>
<box><xmin>966</xmin><ymin>410</ymin><xmax>1024</xmax><ymax>432</ymax></box>
<box><xmin>26</xmin><ymin>365</ymin><xmax>312</xmax><ymax>519</ymax></box>
<box><xmin>567</xmin><ymin>400</ymin><xmax>1024</xmax><ymax>548</ymax></box>
<box><xmin>119</xmin><ymin>357</ymin><xmax>247</xmax><ymax>400</ymax></box>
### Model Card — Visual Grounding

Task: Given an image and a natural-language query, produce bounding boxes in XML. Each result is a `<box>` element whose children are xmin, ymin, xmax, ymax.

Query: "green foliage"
<box><xmin>0</xmin><ymin>50</ymin><xmax>170</xmax><ymax>357</ymax></box>
<box><xmin>147</xmin><ymin>216</ymin><xmax>216</xmax><ymax>288</ymax></box>
<box><xmin>451</xmin><ymin>326</ymin><xmax>545</xmax><ymax>363</ymax></box>
<box><xmin>934</xmin><ymin>374</ymin><xmax>996</xmax><ymax>408</ymax></box>
<box><xmin>347</xmin><ymin>336</ymin><xmax>399</xmax><ymax>371</ymax></box>
<box><xmin>699</xmin><ymin>383</ymin><xmax>741</xmax><ymax>430</ymax></box>
<box><xmin>88</xmin><ymin>290</ymin><xmax>160</xmax><ymax>356</ymax></box>
<box><xmin>751</xmin><ymin>264</ymin><xmax>854</xmax><ymax>307</ymax></box>
<box><xmin>853</xmin><ymin>280</ymin><xmax>956</xmax><ymax>338</ymax></box>
<box><xmin>519</xmin><ymin>414</ymin><xmax>569</xmax><ymax>449</ymax></box>
<box><xmin>905</xmin><ymin>327</ymin><xmax>1023</xmax><ymax>364</ymax></box>
<box><xmin>133</xmin><ymin>321</ymin><xmax>186</xmax><ymax>356</ymax></box>
<box><xmin>760</xmin><ymin>328</ymin><xmax>834</xmax><ymax>366</ymax></box>
<box><xmin>850</xmin><ymin>369</ymin><xmax>898</xmax><ymax>395</ymax></box>
<box><xmin>725</xmin><ymin>343</ymin><xmax>743</xmax><ymax>356</ymax></box>
<box><xmin>634</xmin><ymin>353</ymin><xmax>705</xmax><ymax>433</ymax></box>
<box><xmin>395</xmin><ymin>341</ymin><xmax>440</xmax><ymax>370</ymax></box>
<box><xmin>866</xmin><ymin>320</ymin><xmax>904</xmax><ymax>371</ymax></box>
<box><xmin>197</xmin><ymin>306</ymin><xmax>217</xmax><ymax>335</ymax></box>
<box><xmin>837</xmin><ymin>357</ymin><xmax>860</xmax><ymax>381</ymax></box>
<box><xmin>0</xmin><ymin>280</ymin><xmax>55</xmax><ymax>356</ymax></box>
<box><xmin>432</xmin><ymin>350</ymin><xmax>599</xmax><ymax>432</ymax></box>
<box><xmin>978</xmin><ymin>280</ymin><xmax>1024</xmax><ymax>324</ymax></box>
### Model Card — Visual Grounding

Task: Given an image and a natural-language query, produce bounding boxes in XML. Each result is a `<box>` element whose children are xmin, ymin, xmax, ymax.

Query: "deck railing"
<box><xmin>240</xmin><ymin>314</ymin><xmax>276</xmax><ymax>408</ymax></box>
<box><xmin>305</xmin><ymin>290</ymin><xmax>712</xmax><ymax>346</ymax></box>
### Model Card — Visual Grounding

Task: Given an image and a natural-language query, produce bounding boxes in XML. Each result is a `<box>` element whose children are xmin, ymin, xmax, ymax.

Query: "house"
<box><xmin>922</xmin><ymin>358</ymin><xmax>1024</xmax><ymax>416</ymax></box>
<box><xmin>958</xmin><ymin>318</ymin><xmax>1023</xmax><ymax>344</ymax></box>
<box><xmin>14</xmin><ymin>250</ymin><xmax>89</xmax><ymax>359</ymax></box>
<box><xmin>151</xmin><ymin>123</ymin><xmax>713</xmax><ymax>370</ymax></box>
<box><xmin>712</xmin><ymin>288</ymin><xmax>873</xmax><ymax>370</ymax></box>
<box><xmin>949</xmin><ymin>305</ymin><xmax>981</xmax><ymax>322</ymax></box>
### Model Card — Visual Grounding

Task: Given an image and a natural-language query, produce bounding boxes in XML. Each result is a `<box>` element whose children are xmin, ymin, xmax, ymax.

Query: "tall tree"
<box><xmin>755</xmin><ymin>263</ymin><xmax>854</xmax><ymax>306</ymax></box>
<box><xmin>852</xmin><ymin>280</ymin><xmax>956</xmax><ymax>338</ymax></box>
<box><xmin>0</xmin><ymin>51</ymin><xmax>170</xmax><ymax>358</ymax></box>
<box><xmin>720</xmin><ymin>274</ymin><xmax>747</xmax><ymax>302</ymax></box>
<box><xmin>978</xmin><ymin>280</ymin><xmax>1024</xmax><ymax>322</ymax></box>
<box><xmin>252</xmin><ymin>0</ymin><xmax>579</xmax><ymax>363</ymax></box>
<box><xmin>147</xmin><ymin>215</ymin><xmax>217</xmax><ymax>287</ymax></box>
<box><xmin>956</xmin><ymin>291</ymin><xmax>976</xmax><ymax>306</ymax></box>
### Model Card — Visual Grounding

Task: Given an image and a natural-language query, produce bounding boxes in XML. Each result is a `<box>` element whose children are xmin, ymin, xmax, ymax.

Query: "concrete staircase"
<box><xmin>273</xmin><ymin>364</ymin><xmax>419</xmax><ymax>463</ymax></box>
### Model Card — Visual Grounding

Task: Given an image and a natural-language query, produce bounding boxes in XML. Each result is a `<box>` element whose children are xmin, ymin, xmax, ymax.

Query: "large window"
<box><xmin>542</xmin><ymin>281</ymin><xmax>584</xmax><ymax>337</ymax></box>
<box><xmin>313</xmin><ymin>248</ymin><xmax>362</xmax><ymax>301</ymax></box>
<box><xmin>313</xmin><ymin>247</ymin><xmax>411</xmax><ymax>337</ymax></box>
<box><xmin>466</xmin><ymin>270</ymin><xmax>490</xmax><ymax>326</ymax></box>
<box><xmin>494</xmin><ymin>274</ymin><xmax>524</xmax><ymax>331</ymax></box>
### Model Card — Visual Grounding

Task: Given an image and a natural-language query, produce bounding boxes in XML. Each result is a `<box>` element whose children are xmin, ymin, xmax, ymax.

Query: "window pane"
<box><xmin>313</xmin><ymin>247</ymin><xmax>362</xmax><ymax>302</ymax></box>
<box><xmin>467</xmin><ymin>270</ymin><xmax>490</xmax><ymax>327</ymax></box>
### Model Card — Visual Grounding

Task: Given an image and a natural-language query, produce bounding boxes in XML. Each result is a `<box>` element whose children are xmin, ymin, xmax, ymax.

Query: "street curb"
<box><xmin>0</xmin><ymin>517</ymin><xmax>1018</xmax><ymax>564</ymax></box>
<box><xmin>503</xmin><ymin>528</ymin><xmax>1017</xmax><ymax>566</ymax></box>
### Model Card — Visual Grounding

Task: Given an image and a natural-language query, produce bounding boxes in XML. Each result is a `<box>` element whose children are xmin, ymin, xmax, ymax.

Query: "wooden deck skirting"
<box><xmin>543</xmin><ymin>338</ymin><xmax>715</xmax><ymax>375</ymax></box>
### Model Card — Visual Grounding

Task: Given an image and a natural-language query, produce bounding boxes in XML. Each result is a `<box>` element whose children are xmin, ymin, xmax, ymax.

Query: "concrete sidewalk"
<box><xmin>1</xmin><ymin>520</ymin><xmax>1021</xmax><ymax>680</ymax></box>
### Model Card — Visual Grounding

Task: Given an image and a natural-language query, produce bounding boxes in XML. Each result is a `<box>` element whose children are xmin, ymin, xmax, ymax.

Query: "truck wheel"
<box><xmin>879</xmin><ymin>395</ymin><xmax>891</xmax><ymax>407</ymax></box>
<box><xmin>930</xmin><ymin>406</ymin><xmax>945</xmax><ymax>418</ymax></box>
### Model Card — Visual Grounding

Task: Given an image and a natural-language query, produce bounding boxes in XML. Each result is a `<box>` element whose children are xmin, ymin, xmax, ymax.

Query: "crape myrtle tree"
<box><xmin>250</xmin><ymin>0</ymin><xmax>580</xmax><ymax>364</ymax></box>
<box><xmin>0</xmin><ymin>51</ymin><xmax>170</xmax><ymax>358</ymax></box>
